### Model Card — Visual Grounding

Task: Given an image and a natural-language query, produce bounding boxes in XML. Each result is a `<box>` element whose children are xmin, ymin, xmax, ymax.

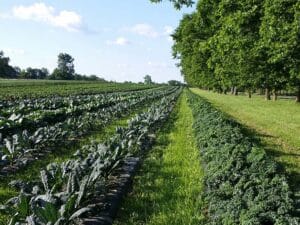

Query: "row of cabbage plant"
<box><xmin>186</xmin><ymin>90</ymin><xmax>298</xmax><ymax>225</ymax></box>
<box><xmin>0</xmin><ymin>87</ymin><xmax>178</xmax><ymax>174</ymax></box>
<box><xmin>0</xmin><ymin>88</ymin><xmax>182</xmax><ymax>225</ymax></box>
<box><xmin>0</xmin><ymin>87</ymin><xmax>169</xmax><ymax>136</ymax></box>
<box><xmin>0</xmin><ymin>84</ymin><xmax>159</xmax><ymax>110</ymax></box>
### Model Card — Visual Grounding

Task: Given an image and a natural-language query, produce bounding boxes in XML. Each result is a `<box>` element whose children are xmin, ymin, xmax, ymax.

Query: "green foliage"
<box><xmin>0</xmin><ymin>51</ymin><xmax>17</xmax><ymax>79</ymax></box>
<box><xmin>143</xmin><ymin>75</ymin><xmax>153</xmax><ymax>85</ymax></box>
<box><xmin>186</xmin><ymin>90</ymin><xmax>298</xmax><ymax>224</ymax></box>
<box><xmin>173</xmin><ymin>0</ymin><xmax>300</xmax><ymax>98</ymax></box>
<box><xmin>49</xmin><ymin>53</ymin><xmax>75</xmax><ymax>80</ymax></box>
<box><xmin>150</xmin><ymin>0</ymin><xmax>194</xmax><ymax>9</ymax></box>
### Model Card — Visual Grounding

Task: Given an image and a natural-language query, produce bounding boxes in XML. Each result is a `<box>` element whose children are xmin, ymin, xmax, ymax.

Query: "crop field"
<box><xmin>2</xmin><ymin>0</ymin><xmax>300</xmax><ymax>224</ymax></box>
<box><xmin>0</xmin><ymin>82</ymin><xmax>299</xmax><ymax>225</ymax></box>
<box><xmin>0</xmin><ymin>79</ymin><xmax>157</xmax><ymax>99</ymax></box>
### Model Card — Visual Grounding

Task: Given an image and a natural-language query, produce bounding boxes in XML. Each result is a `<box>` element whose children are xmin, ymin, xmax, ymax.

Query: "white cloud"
<box><xmin>11</xmin><ymin>3</ymin><xmax>82</xmax><ymax>32</ymax></box>
<box><xmin>130</xmin><ymin>24</ymin><xmax>159</xmax><ymax>38</ymax></box>
<box><xmin>163</xmin><ymin>26</ymin><xmax>174</xmax><ymax>42</ymax></box>
<box><xmin>117</xmin><ymin>63</ymin><xmax>130</xmax><ymax>68</ymax></box>
<box><xmin>124</xmin><ymin>24</ymin><xmax>174</xmax><ymax>41</ymax></box>
<box><xmin>106</xmin><ymin>37</ymin><xmax>130</xmax><ymax>46</ymax></box>
<box><xmin>0</xmin><ymin>13</ymin><xmax>10</xmax><ymax>19</ymax></box>
<box><xmin>147</xmin><ymin>61</ymin><xmax>169</xmax><ymax>68</ymax></box>
<box><xmin>3</xmin><ymin>48</ymin><xmax>25</xmax><ymax>55</ymax></box>
<box><xmin>164</xmin><ymin>26</ymin><xmax>174</xmax><ymax>35</ymax></box>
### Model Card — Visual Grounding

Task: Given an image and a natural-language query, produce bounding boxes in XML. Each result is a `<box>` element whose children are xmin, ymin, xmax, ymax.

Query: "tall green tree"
<box><xmin>20</xmin><ymin>67</ymin><xmax>49</xmax><ymax>79</ymax></box>
<box><xmin>173</xmin><ymin>0</ymin><xmax>220</xmax><ymax>90</ymax></box>
<box><xmin>211</xmin><ymin>0</ymin><xmax>264</xmax><ymax>97</ymax></box>
<box><xmin>0</xmin><ymin>51</ymin><xmax>17</xmax><ymax>78</ymax></box>
<box><xmin>51</xmin><ymin>53</ymin><xmax>75</xmax><ymax>80</ymax></box>
<box><xmin>288</xmin><ymin>1</ymin><xmax>300</xmax><ymax>102</ymax></box>
<box><xmin>258</xmin><ymin>0</ymin><xmax>298</xmax><ymax>100</ymax></box>
<box><xmin>143</xmin><ymin>74</ymin><xmax>153</xmax><ymax>85</ymax></box>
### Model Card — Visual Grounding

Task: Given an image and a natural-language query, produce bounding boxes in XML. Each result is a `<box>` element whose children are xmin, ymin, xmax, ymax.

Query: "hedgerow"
<box><xmin>187</xmin><ymin>90</ymin><xmax>299</xmax><ymax>225</ymax></box>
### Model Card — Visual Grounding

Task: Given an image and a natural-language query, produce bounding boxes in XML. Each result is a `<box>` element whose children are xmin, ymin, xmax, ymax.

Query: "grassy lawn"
<box><xmin>191</xmin><ymin>88</ymin><xmax>300</xmax><ymax>194</ymax></box>
<box><xmin>114</xmin><ymin>91</ymin><xmax>204</xmax><ymax>225</ymax></box>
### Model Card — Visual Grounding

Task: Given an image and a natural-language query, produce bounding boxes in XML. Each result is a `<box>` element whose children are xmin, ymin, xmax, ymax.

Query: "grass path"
<box><xmin>114</xmin><ymin>91</ymin><xmax>203</xmax><ymax>225</ymax></box>
<box><xmin>191</xmin><ymin>88</ymin><xmax>300</xmax><ymax>198</ymax></box>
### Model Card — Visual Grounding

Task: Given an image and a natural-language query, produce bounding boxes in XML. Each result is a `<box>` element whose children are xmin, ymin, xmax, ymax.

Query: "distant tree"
<box><xmin>0</xmin><ymin>51</ymin><xmax>17</xmax><ymax>78</ymax></box>
<box><xmin>73</xmin><ymin>73</ymin><xmax>106</xmax><ymax>81</ymax></box>
<box><xmin>20</xmin><ymin>67</ymin><xmax>49</xmax><ymax>79</ymax></box>
<box><xmin>88</xmin><ymin>75</ymin><xmax>101</xmax><ymax>81</ymax></box>
<box><xmin>144</xmin><ymin>75</ymin><xmax>153</xmax><ymax>85</ymax></box>
<box><xmin>168</xmin><ymin>80</ymin><xmax>183</xmax><ymax>86</ymax></box>
<box><xmin>50</xmin><ymin>53</ymin><xmax>75</xmax><ymax>80</ymax></box>
<box><xmin>40</xmin><ymin>68</ymin><xmax>49</xmax><ymax>79</ymax></box>
<box><xmin>14</xmin><ymin>66</ymin><xmax>21</xmax><ymax>77</ymax></box>
<box><xmin>150</xmin><ymin>0</ymin><xmax>194</xmax><ymax>9</ymax></box>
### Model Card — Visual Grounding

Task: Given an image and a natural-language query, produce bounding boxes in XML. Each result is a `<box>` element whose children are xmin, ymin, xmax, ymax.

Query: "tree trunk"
<box><xmin>230</xmin><ymin>87</ymin><xmax>234</xmax><ymax>95</ymax></box>
<box><xmin>272</xmin><ymin>90</ymin><xmax>277</xmax><ymax>101</ymax></box>
<box><xmin>296</xmin><ymin>86</ymin><xmax>300</xmax><ymax>103</ymax></box>
<box><xmin>248</xmin><ymin>91</ymin><xmax>252</xmax><ymax>98</ymax></box>
<box><xmin>265</xmin><ymin>88</ymin><xmax>271</xmax><ymax>100</ymax></box>
<box><xmin>259</xmin><ymin>88</ymin><xmax>264</xmax><ymax>95</ymax></box>
<box><xmin>233</xmin><ymin>87</ymin><xmax>238</xmax><ymax>96</ymax></box>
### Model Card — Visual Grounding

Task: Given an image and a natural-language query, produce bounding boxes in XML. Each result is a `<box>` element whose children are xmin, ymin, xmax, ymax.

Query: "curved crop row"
<box><xmin>0</xmin><ymin>87</ymin><xmax>169</xmax><ymax>136</ymax></box>
<box><xmin>186</xmin><ymin>90</ymin><xmax>298</xmax><ymax>225</ymax></box>
<box><xmin>0</xmin><ymin>87</ymin><xmax>178</xmax><ymax>174</ymax></box>
<box><xmin>0</xmin><ymin>88</ymin><xmax>182</xmax><ymax>225</ymax></box>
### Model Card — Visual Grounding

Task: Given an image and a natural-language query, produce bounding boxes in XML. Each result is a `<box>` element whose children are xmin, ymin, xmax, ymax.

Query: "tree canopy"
<box><xmin>49</xmin><ymin>53</ymin><xmax>75</xmax><ymax>80</ymax></box>
<box><xmin>0</xmin><ymin>51</ymin><xmax>17</xmax><ymax>78</ymax></box>
<box><xmin>150</xmin><ymin>0</ymin><xmax>194</xmax><ymax>9</ymax></box>
<box><xmin>144</xmin><ymin>74</ymin><xmax>153</xmax><ymax>85</ymax></box>
<box><xmin>172</xmin><ymin>0</ymin><xmax>300</xmax><ymax>101</ymax></box>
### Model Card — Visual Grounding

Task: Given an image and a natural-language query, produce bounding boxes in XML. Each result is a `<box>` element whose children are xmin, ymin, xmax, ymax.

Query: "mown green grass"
<box><xmin>114</xmin><ymin>91</ymin><xmax>204</xmax><ymax>225</ymax></box>
<box><xmin>191</xmin><ymin>88</ymin><xmax>300</xmax><ymax>194</ymax></box>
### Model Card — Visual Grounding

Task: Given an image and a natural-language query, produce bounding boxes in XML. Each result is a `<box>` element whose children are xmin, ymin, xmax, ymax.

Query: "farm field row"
<box><xmin>0</xmin><ymin>87</ymin><xmax>170</xmax><ymax>210</ymax></box>
<box><xmin>114</xmin><ymin>89</ymin><xmax>299</xmax><ymax>224</ymax></box>
<box><xmin>0</xmin><ymin>79</ymin><xmax>157</xmax><ymax>99</ymax></box>
<box><xmin>0</xmin><ymin>83</ymin><xmax>299</xmax><ymax>225</ymax></box>
<box><xmin>0</xmin><ymin>84</ymin><xmax>182</xmax><ymax>224</ymax></box>
<box><xmin>0</xmin><ymin>87</ymin><xmax>175</xmax><ymax>175</ymax></box>
<box><xmin>115</xmin><ymin>91</ymin><xmax>203</xmax><ymax>225</ymax></box>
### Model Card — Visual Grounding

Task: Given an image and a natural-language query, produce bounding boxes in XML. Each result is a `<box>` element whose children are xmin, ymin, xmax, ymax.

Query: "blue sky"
<box><xmin>0</xmin><ymin>1</ymin><xmax>194</xmax><ymax>82</ymax></box>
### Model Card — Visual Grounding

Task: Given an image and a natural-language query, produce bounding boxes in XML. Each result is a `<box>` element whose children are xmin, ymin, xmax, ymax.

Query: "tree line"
<box><xmin>172</xmin><ymin>0</ymin><xmax>300</xmax><ymax>102</ymax></box>
<box><xmin>0</xmin><ymin>51</ymin><xmax>105</xmax><ymax>81</ymax></box>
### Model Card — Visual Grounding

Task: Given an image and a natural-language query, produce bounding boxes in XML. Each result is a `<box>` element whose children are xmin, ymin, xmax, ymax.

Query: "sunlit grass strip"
<box><xmin>115</xmin><ymin>91</ymin><xmax>204</xmax><ymax>225</ymax></box>
<box><xmin>190</xmin><ymin>88</ymin><xmax>300</xmax><ymax>150</ymax></box>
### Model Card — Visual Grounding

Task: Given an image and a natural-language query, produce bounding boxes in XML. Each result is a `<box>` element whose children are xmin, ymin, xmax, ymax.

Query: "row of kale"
<box><xmin>187</xmin><ymin>90</ymin><xmax>298</xmax><ymax>224</ymax></box>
